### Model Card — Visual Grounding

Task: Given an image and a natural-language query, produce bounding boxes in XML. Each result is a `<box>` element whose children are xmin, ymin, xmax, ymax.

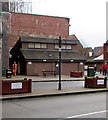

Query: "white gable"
<box><xmin>93</xmin><ymin>54</ymin><xmax>103</xmax><ymax>60</ymax></box>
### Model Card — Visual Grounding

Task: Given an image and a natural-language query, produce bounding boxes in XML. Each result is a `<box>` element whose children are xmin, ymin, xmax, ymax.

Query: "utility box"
<box><xmin>87</xmin><ymin>67</ymin><xmax>95</xmax><ymax>77</ymax></box>
<box><xmin>6</xmin><ymin>69</ymin><xmax>12</xmax><ymax>78</ymax></box>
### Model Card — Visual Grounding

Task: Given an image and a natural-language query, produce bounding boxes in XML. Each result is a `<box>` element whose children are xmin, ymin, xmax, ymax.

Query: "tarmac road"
<box><xmin>2</xmin><ymin>92</ymin><xmax>106</xmax><ymax>118</ymax></box>
<box><xmin>32</xmin><ymin>81</ymin><xmax>84</xmax><ymax>88</ymax></box>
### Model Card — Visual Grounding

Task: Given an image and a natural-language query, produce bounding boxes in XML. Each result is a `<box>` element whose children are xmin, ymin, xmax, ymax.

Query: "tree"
<box><xmin>2</xmin><ymin>0</ymin><xmax>32</xmax><ymax>13</ymax></box>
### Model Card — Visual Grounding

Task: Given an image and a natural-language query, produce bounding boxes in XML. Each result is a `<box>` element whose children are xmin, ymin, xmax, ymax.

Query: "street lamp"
<box><xmin>58</xmin><ymin>36</ymin><xmax>61</xmax><ymax>90</ymax></box>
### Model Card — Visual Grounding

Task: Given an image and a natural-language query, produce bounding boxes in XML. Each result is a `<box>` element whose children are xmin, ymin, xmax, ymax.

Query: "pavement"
<box><xmin>1</xmin><ymin>73</ymin><xmax>108</xmax><ymax>100</ymax></box>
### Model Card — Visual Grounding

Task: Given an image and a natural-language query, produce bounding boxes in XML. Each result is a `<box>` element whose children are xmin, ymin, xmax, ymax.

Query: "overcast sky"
<box><xmin>32</xmin><ymin>0</ymin><xmax>107</xmax><ymax>48</ymax></box>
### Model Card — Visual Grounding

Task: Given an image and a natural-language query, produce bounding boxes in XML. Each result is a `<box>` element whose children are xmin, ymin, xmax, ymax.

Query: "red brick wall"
<box><xmin>76</xmin><ymin>43</ymin><xmax>83</xmax><ymax>51</ymax></box>
<box><xmin>9</xmin><ymin>13</ymin><xmax>69</xmax><ymax>48</ymax></box>
<box><xmin>26</xmin><ymin>62</ymin><xmax>84</xmax><ymax>76</ymax></box>
<box><xmin>62</xmin><ymin>63</ymin><xmax>84</xmax><ymax>75</ymax></box>
<box><xmin>104</xmin><ymin>43</ymin><xmax>108</xmax><ymax>61</ymax></box>
<box><xmin>22</xmin><ymin>43</ymin><xmax>28</xmax><ymax>49</ymax></box>
<box><xmin>47</xmin><ymin>44</ymin><xmax>55</xmax><ymax>49</ymax></box>
<box><xmin>27</xmin><ymin>62</ymin><xmax>54</xmax><ymax>75</ymax></box>
<box><xmin>8</xmin><ymin>35</ymin><xmax>19</xmax><ymax>49</ymax></box>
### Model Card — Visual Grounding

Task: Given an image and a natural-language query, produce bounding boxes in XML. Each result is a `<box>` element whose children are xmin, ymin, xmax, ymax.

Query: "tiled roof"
<box><xmin>69</xmin><ymin>34</ymin><xmax>79</xmax><ymax>40</ymax></box>
<box><xmin>20</xmin><ymin>37</ymin><xmax>79</xmax><ymax>45</ymax></box>
<box><xmin>21</xmin><ymin>49</ymin><xmax>86</xmax><ymax>61</ymax></box>
<box><xmin>93</xmin><ymin>47</ymin><xmax>103</xmax><ymax>56</ymax></box>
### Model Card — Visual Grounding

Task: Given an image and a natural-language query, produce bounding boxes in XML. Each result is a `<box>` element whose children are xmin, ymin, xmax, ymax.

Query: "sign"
<box><xmin>7</xmin><ymin>71</ymin><xmax>11</xmax><ymax>73</ymax></box>
<box><xmin>11</xmin><ymin>82</ymin><xmax>22</xmax><ymax>89</ymax></box>
<box><xmin>97</xmin><ymin>80</ymin><xmax>104</xmax><ymax>85</ymax></box>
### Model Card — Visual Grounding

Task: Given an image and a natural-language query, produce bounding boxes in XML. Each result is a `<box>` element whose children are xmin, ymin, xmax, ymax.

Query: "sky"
<box><xmin>31</xmin><ymin>0</ymin><xmax>107</xmax><ymax>48</ymax></box>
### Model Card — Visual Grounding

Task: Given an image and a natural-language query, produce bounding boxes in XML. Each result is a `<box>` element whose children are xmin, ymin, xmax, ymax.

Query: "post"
<box><xmin>0</xmin><ymin>14</ymin><xmax>2</xmax><ymax>78</ymax></box>
<box><xmin>58</xmin><ymin>36</ymin><xmax>61</xmax><ymax>90</ymax></box>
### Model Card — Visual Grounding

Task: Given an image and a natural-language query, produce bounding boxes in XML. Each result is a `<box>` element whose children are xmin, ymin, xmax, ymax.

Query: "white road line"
<box><xmin>66</xmin><ymin>110</ymin><xmax>108</xmax><ymax>118</ymax></box>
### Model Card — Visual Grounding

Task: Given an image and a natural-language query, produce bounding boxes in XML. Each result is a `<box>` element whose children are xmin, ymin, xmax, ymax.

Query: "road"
<box><xmin>2</xmin><ymin>92</ymin><xmax>106</xmax><ymax>119</ymax></box>
<box><xmin>32</xmin><ymin>81</ymin><xmax>84</xmax><ymax>88</ymax></box>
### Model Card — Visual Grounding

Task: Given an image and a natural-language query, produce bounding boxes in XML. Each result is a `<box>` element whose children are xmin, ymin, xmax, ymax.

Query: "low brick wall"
<box><xmin>70</xmin><ymin>71</ymin><xmax>83</xmax><ymax>77</ymax></box>
<box><xmin>85</xmin><ymin>77</ymin><xmax>107</xmax><ymax>88</ymax></box>
<box><xmin>2</xmin><ymin>78</ymin><xmax>32</xmax><ymax>94</ymax></box>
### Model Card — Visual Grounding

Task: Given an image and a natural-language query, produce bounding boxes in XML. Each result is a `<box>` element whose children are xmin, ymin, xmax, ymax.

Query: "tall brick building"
<box><xmin>9</xmin><ymin>12</ymin><xmax>70</xmax><ymax>49</ymax></box>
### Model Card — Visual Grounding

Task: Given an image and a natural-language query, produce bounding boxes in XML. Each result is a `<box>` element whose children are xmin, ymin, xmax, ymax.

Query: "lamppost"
<box><xmin>58</xmin><ymin>36</ymin><xmax>61</xmax><ymax>90</ymax></box>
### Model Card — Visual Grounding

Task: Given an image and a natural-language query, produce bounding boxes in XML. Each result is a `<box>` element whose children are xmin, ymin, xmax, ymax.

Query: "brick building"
<box><xmin>104</xmin><ymin>40</ymin><xmax>108</xmax><ymax>62</ymax></box>
<box><xmin>9</xmin><ymin>12</ymin><xmax>70</xmax><ymax>49</ymax></box>
<box><xmin>2</xmin><ymin>12</ymin><xmax>85</xmax><ymax>76</ymax></box>
<box><xmin>2</xmin><ymin>12</ymin><xmax>70</xmax><ymax>69</ymax></box>
<box><xmin>10</xmin><ymin>37</ymin><xmax>85</xmax><ymax>75</ymax></box>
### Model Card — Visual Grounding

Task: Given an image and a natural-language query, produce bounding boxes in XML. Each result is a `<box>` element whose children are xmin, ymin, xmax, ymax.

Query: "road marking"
<box><xmin>66</xmin><ymin>110</ymin><xmax>108</xmax><ymax>118</ymax></box>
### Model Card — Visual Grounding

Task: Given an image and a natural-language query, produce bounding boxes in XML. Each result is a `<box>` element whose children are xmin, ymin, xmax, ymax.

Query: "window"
<box><xmin>35</xmin><ymin>43</ymin><xmax>41</xmax><ymax>48</ymax></box>
<box><xmin>28</xmin><ymin>43</ymin><xmax>47</xmax><ymax>49</ymax></box>
<box><xmin>89</xmin><ymin>52</ymin><xmax>92</xmax><ymax>57</ymax></box>
<box><xmin>28</xmin><ymin>43</ymin><xmax>35</xmax><ymax>48</ymax></box>
<box><xmin>55</xmin><ymin>44</ymin><xmax>72</xmax><ymax>49</ymax></box>
<box><xmin>41</xmin><ymin>44</ymin><xmax>47</xmax><ymax>48</ymax></box>
<box><xmin>61</xmin><ymin>45</ymin><xmax>65</xmax><ymax>49</ymax></box>
<box><xmin>66</xmin><ymin>45</ymin><xmax>71</xmax><ymax>49</ymax></box>
<box><xmin>55</xmin><ymin>44</ymin><xmax>59</xmax><ymax>49</ymax></box>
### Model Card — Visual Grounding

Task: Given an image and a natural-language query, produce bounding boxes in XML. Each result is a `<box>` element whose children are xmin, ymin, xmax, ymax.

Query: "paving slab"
<box><xmin>1</xmin><ymin>86</ymin><xmax>108</xmax><ymax>100</ymax></box>
<box><xmin>2</xmin><ymin>75</ymin><xmax>85</xmax><ymax>82</ymax></box>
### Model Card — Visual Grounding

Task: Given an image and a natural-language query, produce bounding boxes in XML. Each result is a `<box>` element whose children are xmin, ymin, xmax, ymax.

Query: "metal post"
<box><xmin>58</xmin><ymin>36</ymin><xmax>61</xmax><ymax>90</ymax></box>
<box><xmin>0</xmin><ymin>14</ymin><xmax>2</xmax><ymax>78</ymax></box>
